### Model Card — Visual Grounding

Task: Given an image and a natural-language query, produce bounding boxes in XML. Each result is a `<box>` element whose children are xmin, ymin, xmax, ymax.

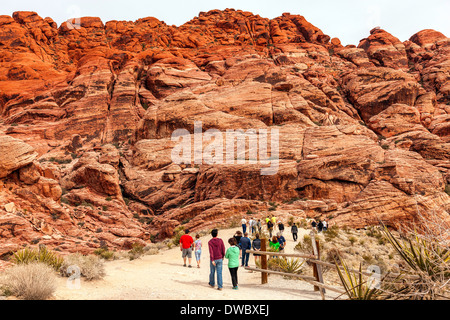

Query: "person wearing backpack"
<box><xmin>267</xmin><ymin>220</ymin><xmax>274</xmax><ymax>238</ymax></box>
<box><xmin>252</xmin><ymin>233</ymin><xmax>262</xmax><ymax>265</ymax></box>
<box><xmin>239</xmin><ymin>232</ymin><xmax>252</xmax><ymax>267</ymax></box>
<box><xmin>291</xmin><ymin>223</ymin><xmax>299</xmax><ymax>241</ymax></box>
<box><xmin>278</xmin><ymin>222</ymin><xmax>285</xmax><ymax>235</ymax></box>
<box><xmin>317</xmin><ymin>220</ymin><xmax>324</xmax><ymax>233</ymax></box>
<box><xmin>311</xmin><ymin>220</ymin><xmax>317</xmax><ymax>231</ymax></box>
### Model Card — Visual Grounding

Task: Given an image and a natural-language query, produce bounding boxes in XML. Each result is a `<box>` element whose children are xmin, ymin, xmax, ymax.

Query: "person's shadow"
<box><xmin>160</xmin><ymin>261</ymin><xmax>186</xmax><ymax>267</ymax></box>
<box><xmin>172</xmin><ymin>278</ymin><xmax>327</xmax><ymax>299</ymax></box>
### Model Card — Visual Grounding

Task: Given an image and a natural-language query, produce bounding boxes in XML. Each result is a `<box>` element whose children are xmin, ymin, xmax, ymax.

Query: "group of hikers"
<box><xmin>311</xmin><ymin>218</ymin><xmax>328</xmax><ymax>233</ymax></box>
<box><xmin>178</xmin><ymin>215</ymin><xmax>329</xmax><ymax>291</ymax></box>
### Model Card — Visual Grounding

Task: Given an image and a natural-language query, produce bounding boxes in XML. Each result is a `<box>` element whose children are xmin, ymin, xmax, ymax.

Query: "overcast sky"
<box><xmin>1</xmin><ymin>0</ymin><xmax>449</xmax><ymax>45</ymax></box>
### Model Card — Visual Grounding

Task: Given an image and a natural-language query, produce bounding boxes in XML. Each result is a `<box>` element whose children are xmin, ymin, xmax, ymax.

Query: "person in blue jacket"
<box><xmin>239</xmin><ymin>232</ymin><xmax>252</xmax><ymax>267</ymax></box>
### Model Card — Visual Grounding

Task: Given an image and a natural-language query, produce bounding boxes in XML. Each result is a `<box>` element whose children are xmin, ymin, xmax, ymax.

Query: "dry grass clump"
<box><xmin>105</xmin><ymin>244</ymin><xmax>160</xmax><ymax>261</ymax></box>
<box><xmin>128</xmin><ymin>243</ymin><xmax>146</xmax><ymax>261</ymax></box>
<box><xmin>93</xmin><ymin>247</ymin><xmax>116</xmax><ymax>260</ymax></box>
<box><xmin>60</xmin><ymin>253</ymin><xmax>105</xmax><ymax>281</ymax></box>
<box><xmin>0</xmin><ymin>262</ymin><xmax>57</xmax><ymax>300</ymax></box>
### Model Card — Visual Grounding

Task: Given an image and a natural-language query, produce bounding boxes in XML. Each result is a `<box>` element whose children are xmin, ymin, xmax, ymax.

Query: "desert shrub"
<box><xmin>362</xmin><ymin>254</ymin><xmax>376</xmax><ymax>265</ymax></box>
<box><xmin>295</xmin><ymin>234</ymin><xmax>313</xmax><ymax>254</ymax></box>
<box><xmin>1</xmin><ymin>262</ymin><xmax>56</xmax><ymax>300</ymax></box>
<box><xmin>287</xmin><ymin>216</ymin><xmax>295</xmax><ymax>227</ymax></box>
<box><xmin>128</xmin><ymin>243</ymin><xmax>145</xmax><ymax>261</ymax></box>
<box><xmin>366</xmin><ymin>226</ymin><xmax>383</xmax><ymax>238</ymax></box>
<box><xmin>445</xmin><ymin>184</ymin><xmax>450</xmax><ymax>196</ymax></box>
<box><xmin>93</xmin><ymin>248</ymin><xmax>115</xmax><ymax>260</ymax></box>
<box><xmin>299</xmin><ymin>219</ymin><xmax>308</xmax><ymax>229</ymax></box>
<box><xmin>172</xmin><ymin>226</ymin><xmax>186</xmax><ymax>246</ymax></box>
<box><xmin>143</xmin><ymin>246</ymin><xmax>159</xmax><ymax>256</ymax></box>
<box><xmin>268</xmin><ymin>258</ymin><xmax>304</xmax><ymax>277</ymax></box>
<box><xmin>12</xmin><ymin>247</ymin><xmax>64</xmax><ymax>272</ymax></box>
<box><xmin>268</xmin><ymin>201</ymin><xmax>278</xmax><ymax>211</ymax></box>
<box><xmin>325</xmin><ymin>248</ymin><xmax>344</xmax><ymax>265</ymax></box>
<box><xmin>324</xmin><ymin>225</ymin><xmax>340</xmax><ymax>241</ymax></box>
<box><xmin>60</xmin><ymin>253</ymin><xmax>105</xmax><ymax>281</ymax></box>
<box><xmin>295</xmin><ymin>234</ymin><xmax>323</xmax><ymax>253</ymax></box>
<box><xmin>258</xmin><ymin>228</ymin><xmax>271</xmax><ymax>241</ymax></box>
<box><xmin>348</xmin><ymin>236</ymin><xmax>357</xmax><ymax>246</ymax></box>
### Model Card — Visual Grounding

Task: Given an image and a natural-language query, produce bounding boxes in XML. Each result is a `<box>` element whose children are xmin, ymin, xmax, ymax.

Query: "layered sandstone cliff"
<box><xmin>0</xmin><ymin>9</ymin><xmax>449</xmax><ymax>255</ymax></box>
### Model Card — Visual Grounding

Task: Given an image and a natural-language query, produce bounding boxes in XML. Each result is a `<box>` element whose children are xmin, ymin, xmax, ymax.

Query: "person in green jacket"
<box><xmin>225</xmin><ymin>237</ymin><xmax>240</xmax><ymax>290</ymax></box>
<box><xmin>269</xmin><ymin>236</ymin><xmax>280</xmax><ymax>259</ymax></box>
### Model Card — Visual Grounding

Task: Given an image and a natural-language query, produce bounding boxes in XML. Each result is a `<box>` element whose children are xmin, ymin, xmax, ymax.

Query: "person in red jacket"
<box><xmin>208</xmin><ymin>229</ymin><xmax>225</xmax><ymax>290</ymax></box>
<box><xmin>179</xmin><ymin>229</ymin><xmax>194</xmax><ymax>268</ymax></box>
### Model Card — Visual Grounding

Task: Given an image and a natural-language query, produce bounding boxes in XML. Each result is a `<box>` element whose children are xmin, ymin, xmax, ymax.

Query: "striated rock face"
<box><xmin>0</xmin><ymin>135</ymin><xmax>37</xmax><ymax>178</ymax></box>
<box><xmin>0</xmin><ymin>9</ymin><xmax>449</xmax><ymax>255</ymax></box>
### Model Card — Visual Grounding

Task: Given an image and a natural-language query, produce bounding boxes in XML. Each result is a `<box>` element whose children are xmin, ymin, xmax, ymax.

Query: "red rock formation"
<box><xmin>0</xmin><ymin>9</ymin><xmax>449</xmax><ymax>255</ymax></box>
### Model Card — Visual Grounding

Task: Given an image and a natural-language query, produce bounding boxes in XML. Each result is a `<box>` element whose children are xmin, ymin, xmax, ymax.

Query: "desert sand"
<box><xmin>53</xmin><ymin>227</ymin><xmax>339</xmax><ymax>300</ymax></box>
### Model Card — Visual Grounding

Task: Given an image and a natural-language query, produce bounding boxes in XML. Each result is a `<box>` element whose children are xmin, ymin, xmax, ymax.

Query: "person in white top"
<box><xmin>322</xmin><ymin>219</ymin><xmax>328</xmax><ymax>231</ymax></box>
<box><xmin>241</xmin><ymin>217</ymin><xmax>247</xmax><ymax>234</ymax></box>
<box><xmin>249</xmin><ymin>218</ymin><xmax>255</xmax><ymax>234</ymax></box>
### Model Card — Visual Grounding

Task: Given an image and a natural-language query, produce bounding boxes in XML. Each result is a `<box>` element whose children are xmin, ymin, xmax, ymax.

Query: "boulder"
<box><xmin>0</xmin><ymin>135</ymin><xmax>37</xmax><ymax>178</ymax></box>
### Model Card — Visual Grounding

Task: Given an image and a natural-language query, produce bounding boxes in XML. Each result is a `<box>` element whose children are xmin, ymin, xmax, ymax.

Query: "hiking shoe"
<box><xmin>188</xmin><ymin>265</ymin><xmax>192</xmax><ymax>268</ymax></box>
<box><xmin>233</xmin><ymin>286</ymin><xmax>239</xmax><ymax>290</ymax></box>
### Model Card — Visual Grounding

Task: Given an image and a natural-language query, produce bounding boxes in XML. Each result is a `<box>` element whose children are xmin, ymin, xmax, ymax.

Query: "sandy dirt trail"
<box><xmin>54</xmin><ymin>227</ymin><xmax>339</xmax><ymax>300</ymax></box>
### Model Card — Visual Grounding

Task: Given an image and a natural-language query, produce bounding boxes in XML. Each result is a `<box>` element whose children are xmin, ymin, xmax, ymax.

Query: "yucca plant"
<box><xmin>276</xmin><ymin>258</ymin><xmax>305</xmax><ymax>274</ymax></box>
<box><xmin>380</xmin><ymin>224</ymin><xmax>450</xmax><ymax>299</ymax></box>
<box><xmin>12</xmin><ymin>247</ymin><xmax>64</xmax><ymax>272</ymax></box>
<box><xmin>35</xmin><ymin>247</ymin><xmax>64</xmax><ymax>271</ymax></box>
<box><xmin>334</xmin><ymin>254</ymin><xmax>384</xmax><ymax>300</ymax></box>
<box><xmin>382</xmin><ymin>225</ymin><xmax>450</xmax><ymax>279</ymax></box>
<box><xmin>12</xmin><ymin>247</ymin><xmax>38</xmax><ymax>265</ymax></box>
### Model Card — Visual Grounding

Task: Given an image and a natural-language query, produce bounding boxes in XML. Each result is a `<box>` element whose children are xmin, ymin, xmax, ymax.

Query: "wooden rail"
<box><xmin>244</xmin><ymin>231</ymin><xmax>344</xmax><ymax>300</ymax></box>
<box><xmin>246</xmin><ymin>249</ymin><xmax>382</xmax><ymax>278</ymax></box>
<box><xmin>244</xmin><ymin>230</ymin><xmax>421</xmax><ymax>299</ymax></box>
<box><xmin>244</xmin><ymin>266</ymin><xmax>345</xmax><ymax>294</ymax></box>
<box><xmin>245</xmin><ymin>250</ymin><xmax>315</xmax><ymax>259</ymax></box>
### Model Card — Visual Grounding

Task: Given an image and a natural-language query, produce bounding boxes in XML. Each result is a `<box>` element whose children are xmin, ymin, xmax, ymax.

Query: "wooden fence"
<box><xmin>245</xmin><ymin>230</ymin><xmax>423</xmax><ymax>300</ymax></box>
<box><xmin>245</xmin><ymin>231</ymin><xmax>345</xmax><ymax>299</ymax></box>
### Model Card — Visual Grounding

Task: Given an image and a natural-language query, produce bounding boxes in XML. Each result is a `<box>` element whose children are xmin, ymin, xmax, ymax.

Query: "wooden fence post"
<box><xmin>261</xmin><ymin>238</ymin><xmax>268</xmax><ymax>284</ymax></box>
<box><xmin>310</xmin><ymin>231</ymin><xmax>326</xmax><ymax>300</ymax></box>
